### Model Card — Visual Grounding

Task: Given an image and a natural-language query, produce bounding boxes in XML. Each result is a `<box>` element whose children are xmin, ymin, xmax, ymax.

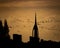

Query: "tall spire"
<box><xmin>35</xmin><ymin>12</ymin><xmax>37</xmax><ymax>25</ymax></box>
<box><xmin>32</xmin><ymin>12</ymin><xmax>39</xmax><ymax>38</ymax></box>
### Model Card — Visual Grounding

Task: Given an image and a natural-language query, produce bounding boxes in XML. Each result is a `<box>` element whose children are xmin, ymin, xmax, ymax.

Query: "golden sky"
<box><xmin>0</xmin><ymin>0</ymin><xmax>60</xmax><ymax>42</ymax></box>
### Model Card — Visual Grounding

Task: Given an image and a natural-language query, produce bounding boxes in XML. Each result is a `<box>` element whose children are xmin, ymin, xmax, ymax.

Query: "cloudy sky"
<box><xmin>0</xmin><ymin>0</ymin><xmax>60</xmax><ymax>42</ymax></box>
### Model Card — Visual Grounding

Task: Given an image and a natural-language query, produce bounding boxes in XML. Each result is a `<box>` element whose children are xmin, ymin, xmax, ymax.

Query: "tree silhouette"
<box><xmin>0</xmin><ymin>20</ymin><xmax>3</xmax><ymax>37</ymax></box>
<box><xmin>3</xmin><ymin>19</ymin><xmax>10</xmax><ymax>38</ymax></box>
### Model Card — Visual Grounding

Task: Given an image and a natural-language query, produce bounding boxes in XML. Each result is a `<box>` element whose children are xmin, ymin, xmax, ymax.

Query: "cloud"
<box><xmin>0</xmin><ymin>0</ymin><xmax>60</xmax><ymax>3</ymax></box>
<box><xmin>0</xmin><ymin>0</ymin><xmax>60</xmax><ymax>10</ymax></box>
<box><xmin>0</xmin><ymin>0</ymin><xmax>13</xmax><ymax>3</ymax></box>
<box><xmin>0</xmin><ymin>1</ymin><xmax>60</xmax><ymax>7</ymax></box>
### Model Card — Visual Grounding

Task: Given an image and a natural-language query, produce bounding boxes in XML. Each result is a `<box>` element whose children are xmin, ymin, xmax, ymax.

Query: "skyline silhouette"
<box><xmin>0</xmin><ymin>13</ymin><xmax>60</xmax><ymax>48</ymax></box>
<box><xmin>0</xmin><ymin>13</ymin><xmax>60</xmax><ymax>42</ymax></box>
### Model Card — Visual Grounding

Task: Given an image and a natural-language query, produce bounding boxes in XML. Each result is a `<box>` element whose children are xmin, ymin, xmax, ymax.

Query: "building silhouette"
<box><xmin>30</xmin><ymin>13</ymin><xmax>39</xmax><ymax>44</ymax></box>
<box><xmin>13</xmin><ymin>34</ymin><xmax>22</xmax><ymax>48</ymax></box>
<box><xmin>32</xmin><ymin>13</ymin><xmax>39</xmax><ymax>39</ymax></box>
<box><xmin>0</xmin><ymin>13</ymin><xmax>60</xmax><ymax>48</ymax></box>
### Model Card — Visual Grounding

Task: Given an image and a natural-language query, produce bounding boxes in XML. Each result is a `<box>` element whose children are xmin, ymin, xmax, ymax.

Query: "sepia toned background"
<box><xmin>0</xmin><ymin>0</ymin><xmax>60</xmax><ymax>42</ymax></box>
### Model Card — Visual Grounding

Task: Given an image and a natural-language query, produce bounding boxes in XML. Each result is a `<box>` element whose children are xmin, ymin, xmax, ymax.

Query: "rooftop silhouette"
<box><xmin>0</xmin><ymin>13</ymin><xmax>60</xmax><ymax>48</ymax></box>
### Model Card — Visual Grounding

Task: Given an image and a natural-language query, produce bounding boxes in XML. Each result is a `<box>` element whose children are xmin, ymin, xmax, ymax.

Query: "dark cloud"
<box><xmin>0</xmin><ymin>0</ymin><xmax>13</xmax><ymax>3</ymax></box>
<box><xmin>0</xmin><ymin>0</ymin><xmax>23</xmax><ymax>3</ymax></box>
<box><xmin>0</xmin><ymin>0</ymin><xmax>60</xmax><ymax>3</ymax></box>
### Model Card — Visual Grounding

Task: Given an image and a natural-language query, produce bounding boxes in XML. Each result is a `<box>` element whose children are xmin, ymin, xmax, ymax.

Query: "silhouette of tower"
<box><xmin>32</xmin><ymin>12</ymin><xmax>39</xmax><ymax>38</ymax></box>
<box><xmin>30</xmin><ymin>13</ymin><xmax>39</xmax><ymax>43</ymax></box>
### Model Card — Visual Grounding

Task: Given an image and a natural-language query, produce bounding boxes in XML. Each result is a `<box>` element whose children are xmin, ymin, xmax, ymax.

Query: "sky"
<box><xmin>0</xmin><ymin>0</ymin><xmax>60</xmax><ymax>42</ymax></box>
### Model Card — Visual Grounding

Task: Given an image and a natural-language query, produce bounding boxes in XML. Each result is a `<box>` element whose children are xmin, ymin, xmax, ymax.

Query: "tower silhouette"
<box><xmin>32</xmin><ymin>12</ymin><xmax>39</xmax><ymax>38</ymax></box>
<box><xmin>30</xmin><ymin>13</ymin><xmax>39</xmax><ymax>43</ymax></box>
